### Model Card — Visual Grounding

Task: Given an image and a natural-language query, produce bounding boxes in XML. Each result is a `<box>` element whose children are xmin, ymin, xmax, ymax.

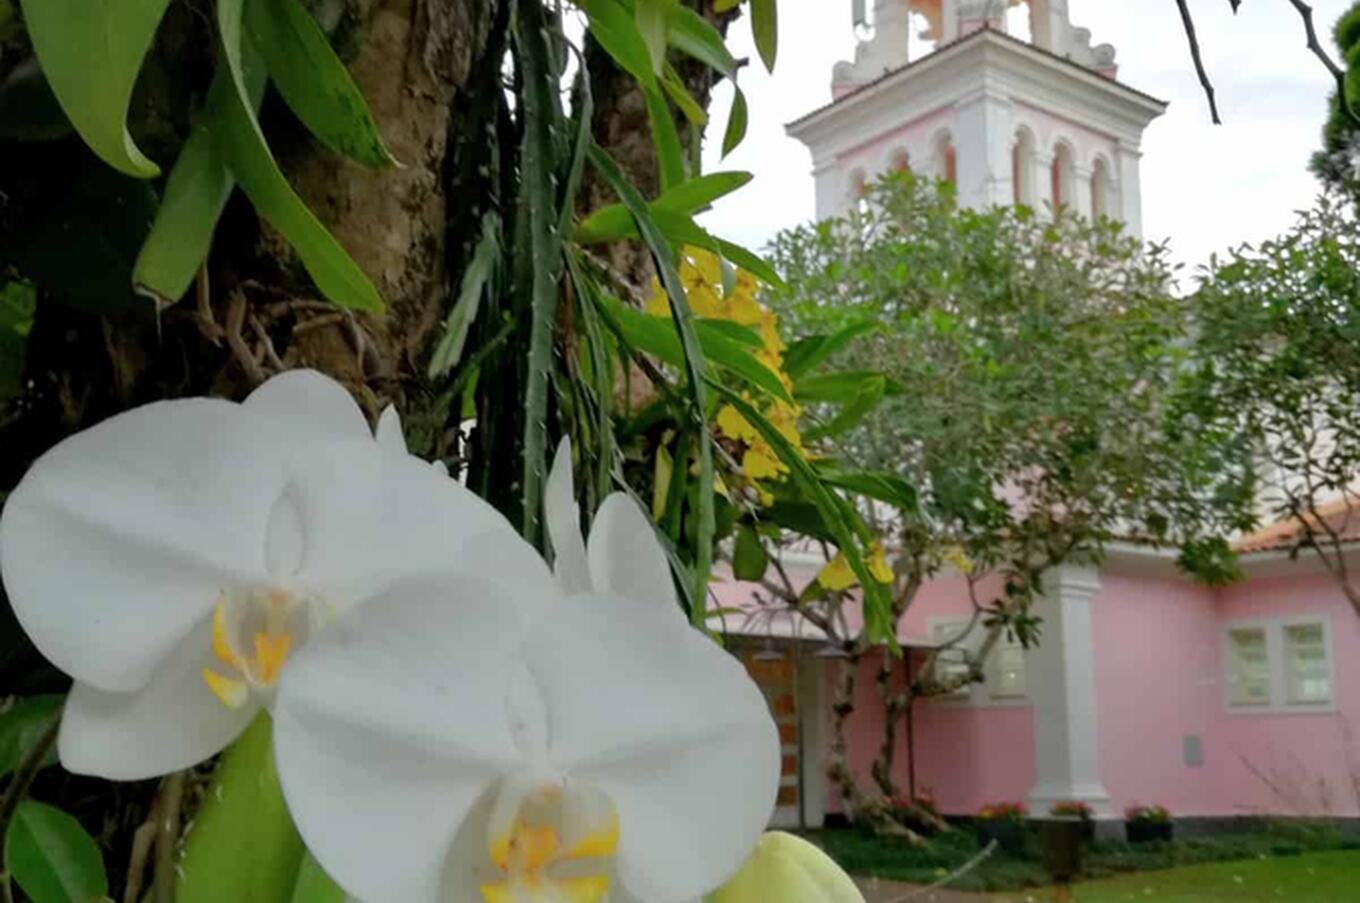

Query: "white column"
<box><xmin>1116</xmin><ymin>141</ymin><xmax>1145</xmax><ymax>238</ymax></box>
<box><xmin>1026</xmin><ymin>565</ymin><xmax>1112</xmax><ymax>817</ymax></box>
<box><xmin>1072</xmin><ymin>164</ymin><xmax>1093</xmax><ymax>220</ymax></box>
<box><xmin>952</xmin><ymin>91</ymin><xmax>1014</xmax><ymax>211</ymax></box>
<box><xmin>1033</xmin><ymin>150</ymin><xmax>1055</xmax><ymax>218</ymax></box>
<box><xmin>812</xmin><ymin>160</ymin><xmax>844</xmax><ymax>221</ymax></box>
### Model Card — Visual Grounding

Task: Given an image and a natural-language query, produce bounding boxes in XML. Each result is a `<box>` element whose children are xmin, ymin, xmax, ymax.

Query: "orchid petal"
<box><xmin>59</xmin><ymin>618</ymin><xmax>258</xmax><ymax>779</ymax></box>
<box><xmin>526</xmin><ymin>593</ymin><xmax>780</xmax><ymax>902</ymax></box>
<box><xmin>274</xmin><ymin>575</ymin><xmax>539</xmax><ymax>903</ymax></box>
<box><xmin>275</xmin><ymin>440</ymin><xmax>553</xmax><ymax>616</ymax></box>
<box><xmin>0</xmin><ymin>399</ymin><xmax>287</xmax><ymax>691</ymax></box>
<box><xmin>545</xmin><ymin>437</ymin><xmax>590</xmax><ymax>595</ymax></box>
<box><xmin>243</xmin><ymin>369</ymin><xmax>370</xmax><ymax>443</ymax></box>
<box><xmin>375</xmin><ymin>405</ymin><xmax>408</xmax><ymax>456</ymax></box>
<box><xmin>585</xmin><ymin>494</ymin><xmax>681</xmax><ymax>620</ymax></box>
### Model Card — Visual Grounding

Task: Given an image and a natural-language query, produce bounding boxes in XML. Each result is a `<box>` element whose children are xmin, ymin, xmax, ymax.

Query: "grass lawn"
<box><xmin>813</xmin><ymin>822</ymin><xmax>1358</xmax><ymax>894</ymax></box>
<box><xmin>1002</xmin><ymin>850</ymin><xmax>1360</xmax><ymax>902</ymax></box>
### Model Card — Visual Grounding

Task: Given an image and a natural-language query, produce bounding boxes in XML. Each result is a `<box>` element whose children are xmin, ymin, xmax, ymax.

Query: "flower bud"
<box><xmin>709</xmin><ymin>832</ymin><xmax>865</xmax><ymax>903</ymax></box>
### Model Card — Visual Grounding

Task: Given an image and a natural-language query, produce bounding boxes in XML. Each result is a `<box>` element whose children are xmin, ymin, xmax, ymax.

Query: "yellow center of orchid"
<box><xmin>201</xmin><ymin>589</ymin><xmax>305</xmax><ymax>709</ymax></box>
<box><xmin>480</xmin><ymin>787</ymin><xmax>620</xmax><ymax>903</ymax></box>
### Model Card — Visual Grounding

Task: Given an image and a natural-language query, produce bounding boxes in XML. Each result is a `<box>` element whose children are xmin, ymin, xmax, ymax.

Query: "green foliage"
<box><xmin>1177</xmin><ymin>194</ymin><xmax>1360</xmax><ymax>597</ymax></box>
<box><xmin>288</xmin><ymin>852</ymin><xmax>347</xmax><ymax>903</ymax></box>
<box><xmin>0</xmin><ymin>281</ymin><xmax>36</xmax><ymax>403</ymax></box>
<box><xmin>19</xmin><ymin>0</ymin><xmax>172</xmax><ymax>177</ymax></box>
<box><xmin>4</xmin><ymin>801</ymin><xmax>108</xmax><ymax>903</ymax></box>
<box><xmin>0</xmin><ymin>694</ymin><xmax>61</xmax><ymax>778</ymax></box>
<box><xmin>1311</xmin><ymin>3</ymin><xmax>1360</xmax><ymax>204</ymax></box>
<box><xmin>766</xmin><ymin>171</ymin><xmax>1243</xmax><ymax>625</ymax></box>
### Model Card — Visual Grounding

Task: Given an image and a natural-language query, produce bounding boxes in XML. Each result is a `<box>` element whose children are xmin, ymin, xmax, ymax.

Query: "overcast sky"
<box><xmin>697</xmin><ymin>0</ymin><xmax>1352</xmax><ymax>275</ymax></box>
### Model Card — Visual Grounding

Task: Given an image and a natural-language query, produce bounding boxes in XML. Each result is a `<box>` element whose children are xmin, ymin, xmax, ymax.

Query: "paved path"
<box><xmin>854</xmin><ymin>876</ymin><xmax>997</xmax><ymax>903</ymax></box>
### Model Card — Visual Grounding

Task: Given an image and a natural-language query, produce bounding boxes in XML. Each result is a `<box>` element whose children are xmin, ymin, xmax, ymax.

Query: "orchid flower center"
<box><xmin>202</xmin><ymin>588</ymin><xmax>313</xmax><ymax>708</ymax></box>
<box><xmin>481</xmin><ymin>784</ymin><xmax>619</xmax><ymax>903</ymax></box>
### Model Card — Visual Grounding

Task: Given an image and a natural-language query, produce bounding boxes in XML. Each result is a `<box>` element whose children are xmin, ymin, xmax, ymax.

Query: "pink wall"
<box><xmin>1209</xmin><ymin>575</ymin><xmax>1360</xmax><ymax>817</ymax></box>
<box><xmin>1091</xmin><ymin>574</ymin><xmax>1224</xmax><ymax>816</ymax></box>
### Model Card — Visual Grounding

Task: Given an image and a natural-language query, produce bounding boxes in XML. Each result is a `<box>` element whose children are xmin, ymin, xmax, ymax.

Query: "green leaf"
<box><xmin>0</xmin><ymin>281</ymin><xmax>36</xmax><ymax>403</ymax></box>
<box><xmin>133</xmin><ymin>64</ymin><xmax>264</xmax><ymax>305</ymax></box>
<box><xmin>698</xmin><ymin>318</ymin><xmax>761</xmax><ymax>349</ymax></box>
<box><xmin>721</xmin><ymin>83</ymin><xmax>749</xmax><ymax>158</ymax></box>
<box><xmin>732</xmin><ymin>524</ymin><xmax>770</xmax><ymax>581</ymax></box>
<box><xmin>661</xmin><ymin>63</ymin><xmax>707</xmax><ymax>126</ymax></box>
<box><xmin>783</xmin><ymin>320</ymin><xmax>880</xmax><ymax>377</ymax></box>
<box><xmin>598</xmin><ymin>293</ymin><xmax>791</xmax><ymax>403</ymax></box>
<box><xmin>710</xmin><ymin>385</ymin><xmax>894</xmax><ymax>640</ymax></box>
<box><xmin>243</xmin><ymin>0</ymin><xmax>397</xmax><ymax>168</ymax></box>
<box><xmin>805</xmin><ymin>374</ymin><xmax>887</xmax><ymax>440</ymax></box>
<box><xmin>582</xmin><ymin>0</ymin><xmax>684</xmax><ymax>189</ymax></box>
<box><xmin>0</xmin><ymin>694</ymin><xmax>62</xmax><ymax>778</ymax></box>
<box><xmin>794</xmin><ymin>370</ymin><xmax>900</xmax><ymax>404</ymax></box>
<box><xmin>634</xmin><ymin>0</ymin><xmax>672</xmax><ymax>74</ymax></box>
<box><xmin>667</xmin><ymin>5</ymin><xmax>737</xmax><ymax>76</ymax></box>
<box><xmin>5</xmin><ymin>801</ymin><xmax>108</xmax><ymax>903</ymax></box>
<box><xmin>19</xmin><ymin>0</ymin><xmax>171</xmax><ymax>176</ymax></box>
<box><xmin>750</xmin><ymin>0</ymin><xmax>778</xmax><ymax>72</ymax></box>
<box><xmin>289</xmin><ymin>851</ymin><xmax>347</xmax><ymax>903</ymax></box>
<box><xmin>576</xmin><ymin>171</ymin><xmax>751</xmax><ymax>243</ymax></box>
<box><xmin>429</xmin><ymin>213</ymin><xmax>500</xmax><ymax>378</ymax></box>
<box><xmin>589</xmin><ymin>142</ymin><xmax>713</xmax><ymax>622</ymax></box>
<box><xmin>817</xmin><ymin>469</ymin><xmax>918</xmax><ymax>512</ymax></box>
<box><xmin>641</xmin><ymin>209</ymin><xmax>785</xmax><ymax>287</ymax></box>
<box><xmin>177</xmin><ymin>714</ymin><xmax>305</xmax><ymax>903</ymax></box>
<box><xmin>213</xmin><ymin>0</ymin><xmax>383</xmax><ymax>311</ymax></box>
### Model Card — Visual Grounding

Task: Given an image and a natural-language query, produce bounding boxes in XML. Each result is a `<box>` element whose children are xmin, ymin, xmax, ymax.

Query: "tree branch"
<box><xmin>1176</xmin><ymin>0</ymin><xmax>1222</xmax><ymax>124</ymax></box>
<box><xmin>1285</xmin><ymin>0</ymin><xmax>1360</xmax><ymax>125</ymax></box>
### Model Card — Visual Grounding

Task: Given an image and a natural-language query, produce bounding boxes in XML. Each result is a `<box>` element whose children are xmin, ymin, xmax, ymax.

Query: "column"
<box><xmin>1026</xmin><ymin>565</ymin><xmax>1112</xmax><ymax>817</ymax></box>
<box><xmin>1116</xmin><ymin>141</ymin><xmax>1145</xmax><ymax>238</ymax></box>
<box><xmin>1033</xmin><ymin>150</ymin><xmax>1055</xmax><ymax>218</ymax></box>
<box><xmin>952</xmin><ymin>90</ymin><xmax>1014</xmax><ymax>211</ymax></box>
<box><xmin>1072</xmin><ymin>164</ymin><xmax>1094</xmax><ymax>220</ymax></box>
<box><xmin>812</xmin><ymin>160</ymin><xmax>844</xmax><ymax>221</ymax></box>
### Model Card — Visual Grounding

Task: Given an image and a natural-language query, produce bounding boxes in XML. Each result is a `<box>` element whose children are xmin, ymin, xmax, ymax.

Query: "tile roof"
<box><xmin>1234</xmin><ymin>496</ymin><xmax>1360</xmax><ymax>553</ymax></box>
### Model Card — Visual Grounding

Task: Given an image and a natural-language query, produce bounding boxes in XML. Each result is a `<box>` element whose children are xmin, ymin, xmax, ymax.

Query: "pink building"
<box><xmin>716</xmin><ymin>529</ymin><xmax>1360</xmax><ymax>830</ymax></box>
<box><xmin>728</xmin><ymin>1</ymin><xmax>1360</xmax><ymax>831</ymax></box>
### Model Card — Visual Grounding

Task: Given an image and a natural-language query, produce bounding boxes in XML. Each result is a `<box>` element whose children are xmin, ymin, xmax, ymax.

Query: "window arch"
<box><xmin>931</xmin><ymin>130</ymin><xmax>956</xmax><ymax>187</ymax></box>
<box><xmin>888</xmin><ymin>148</ymin><xmax>911</xmax><ymax>174</ymax></box>
<box><xmin>847</xmin><ymin>167</ymin><xmax>870</xmax><ymax>213</ymax></box>
<box><xmin>1090</xmin><ymin>156</ymin><xmax>1112</xmax><ymax>220</ymax></box>
<box><xmin>1012</xmin><ymin>127</ymin><xmax>1036</xmax><ymax>206</ymax></box>
<box><xmin>1050</xmin><ymin>141</ymin><xmax>1075</xmax><ymax>211</ymax></box>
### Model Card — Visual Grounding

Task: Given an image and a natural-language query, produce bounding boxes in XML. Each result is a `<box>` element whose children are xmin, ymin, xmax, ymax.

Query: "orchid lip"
<box><xmin>202</xmin><ymin>586</ymin><xmax>322</xmax><ymax>708</ymax></box>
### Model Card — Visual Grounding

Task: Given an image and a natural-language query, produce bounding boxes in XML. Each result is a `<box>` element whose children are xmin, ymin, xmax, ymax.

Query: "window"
<box><xmin>1285</xmin><ymin>624</ymin><xmax>1330</xmax><ymax>704</ymax></box>
<box><xmin>927</xmin><ymin>617</ymin><xmax>1028</xmax><ymax>705</ymax></box>
<box><xmin>1226</xmin><ymin>627</ymin><xmax>1270</xmax><ymax>707</ymax></box>
<box><xmin>1222</xmin><ymin>618</ymin><xmax>1334</xmax><ymax>712</ymax></box>
<box><xmin>987</xmin><ymin>636</ymin><xmax>1027</xmax><ymax>699</ymax></box>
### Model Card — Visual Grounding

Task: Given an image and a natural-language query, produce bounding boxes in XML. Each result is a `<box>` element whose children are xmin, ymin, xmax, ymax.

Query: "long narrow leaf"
<box><xmin>214</xmin><ymin>0</ymin><xmax>382</xmax><ymax>311</ymax></box>
<box><xmin>783</xmin><ymin>320</ymin><xmax>881</xmax><ymax>377</ymax></box>
<box><xmin>588</xmin><ymin>142</ymin><xmax>713</xmax><ymax>623</ymax></box>
<box><xmin>667</xmin><ymin>4</ymin><xmax>737</xmax><ymax>76</ymax></box>
<box><xmin>243</xmin><ymin>0</ymin><xmax>397</xmax><ymax>167</ymax></box>
<box><xmin>429</xmin><ymin>213</ymin><xmax>500</xmax><ymax>378</ymax></box>
<box><xmin>516</xmin><ymin>0</ymin><xmax>567</xmax><ymax>547</ymax></box>
<box><xmin>576</xmin><ymin>171</ymin><xmax>751</xmax><ymax>243</ymax></box>
<box><xmin>750</xmin><ymin>0</ymin><xmax>778</xmax><ymax>72</ymax></box>
<box><xmin>20</xmin><ymin>0</ymin><xmax>171</xmax><ymax>177</ymax></box>
<box><xmin>722</xmin><ymin>82</ymin><xmax>749</xmax><ymax>158</ymax></box>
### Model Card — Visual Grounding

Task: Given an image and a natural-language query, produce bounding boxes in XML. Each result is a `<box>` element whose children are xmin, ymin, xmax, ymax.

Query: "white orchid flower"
<box><xmin>272</xmin><ymin>458</ymin><xmax>780</xmax><ymax>903</ymax></box>
<box><xmin>0</xmin><ymin>370</ymin><xmax>548</xmax><ymax>780</ymax></box>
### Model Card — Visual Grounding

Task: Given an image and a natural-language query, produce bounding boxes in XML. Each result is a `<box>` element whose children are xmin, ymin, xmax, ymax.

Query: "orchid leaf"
<box><xmin>429</xmin><ymin>213</ymin><xmax>500</xmax><ymax>378</ymax></box>
<box><xmin>4</xmin><ymin>801</ymin><xmax>108</xmax><ymax>903</ymax></box>
<box><xmin>0</xmin><ymin>281</ymin><xmax>36</xmax><ymax>403</ymax></box>
<box><xmin>288</xmin><ymin>852</ymin><xmax>346</xmax><ymax>903</ymax></box>
<box><xmin>0</xmin><ymin>694</ymin><xmax>61</xmax><ymax>778</ymax></box>
<box><xmin>177</xmin><ymin>714</ymin><xmax>304</xmax><ymax>903</ymax></box>
<box><xmin>576</xmin><ymin>171</ymin><xmax>752</xmax><ymax>243</ymax></box>
<box><xmin>721</xmin><ymin>83</ymin><xmax>749</xmax><ymax>158</ymax></box>
<box><xmin>634</xmin><ymin>0</ymin><xmax>673</xmax><ymax>74</ymax></box>
<box><xmin>783</xmin><ymin>320</ymin><xmax>881</xmax><ymax>377</ymax></box>
<box><xmin>667</xmin><ymin>4</ymin><xmax>737</xmax><ymax>76</ymax></box>
<box><xmin>19</xmin><ymin>0</ymin><xmax>171</xmax><ymax>176</ymax></box>
<box><xmin>750</xmin><ymin>0</ymin><xmax>778</xmax><ymax>72</ymax></box>
<box><xmin>214</xmin><ymin>0</ymin><xmax>383</xmax><ymax>311</ymax></box>
<box><xmin>732</xmin><ymin>524</ymin><xmax>769</xmax><ymax>581</ymax></box>
<box><xmin>243</xmin><ymin>0</ymin><xmax>397</xmax><ymax>168</ymax></box>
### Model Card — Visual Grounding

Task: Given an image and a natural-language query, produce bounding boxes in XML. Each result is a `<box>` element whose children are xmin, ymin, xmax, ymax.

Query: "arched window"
<box><xmin>1090</xmin><ymin>157</ymin><xmax>1111</xmax><ymax>220</ymax></box>
<box><xmin>1050</xmin><ymin>142</ymin><xmax>1075</xmax><ymax>211</ymax></box>
<box><xmin>889</xmin><ymin>148</ymin><xmax>911</xmax><ymax>174</ymax></box>
<box><xmin>848</xmin><ymin>168</ymin><xmax>869</xmax><ymax>213</ymax></box>
<box><xmin>1012</xmin><ymin>128</ymin><xmax>1036</xmax><ymax>206</ymax></box>
<box><xmin>932</xmin><ymin>131</ymin><xmax>956</xmax><ymax>187</ymax></box>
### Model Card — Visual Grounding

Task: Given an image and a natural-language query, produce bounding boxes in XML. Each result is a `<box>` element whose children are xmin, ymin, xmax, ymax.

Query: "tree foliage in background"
<box><xmin>757</xmin><ymin>172</ymin><xmax>1250</xmax><ymax>834</ymax></box>
<box><xmin>1179</xmin><ymin>192</ymin><xmax>1360</xmax><ymax>615</ymax></box>
<box><xmin>1311</xmin><ymin>2</ymin><xmax>1360</xmax><ymax>205</ymax></box>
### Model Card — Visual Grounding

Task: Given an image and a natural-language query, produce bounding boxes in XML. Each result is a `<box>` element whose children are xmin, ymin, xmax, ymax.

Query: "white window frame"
<box><xmin>1221</xmin><ymin>616</ymin><xmax>1337</xmax><ymax>715</ymax></box>
<box><xmin>925</xmin><ymin>615</ymin><xmax>1030</xmax><ymax>708</ymax></box>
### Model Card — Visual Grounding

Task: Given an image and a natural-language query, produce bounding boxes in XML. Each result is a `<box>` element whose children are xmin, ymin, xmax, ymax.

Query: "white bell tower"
<box><xmin>788</xmin><ymin>0</ymin><xmax>1165</xmax><ymax>236</ymax></box>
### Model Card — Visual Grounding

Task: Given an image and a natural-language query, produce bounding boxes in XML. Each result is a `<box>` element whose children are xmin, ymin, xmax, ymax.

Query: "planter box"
<box><xmin>1126</xmin><ymin>820</ymin><xmax>1173</xmax><ymax>843</ymax></box>
<box><xmin>977</xmin><ymin>820</ymin><xmax>1026</xmax><ymax>855</ymax></box>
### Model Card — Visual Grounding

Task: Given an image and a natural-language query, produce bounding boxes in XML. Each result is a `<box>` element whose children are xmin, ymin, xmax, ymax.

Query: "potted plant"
<box><xmin>1125</xmin><ymin>805</ymin><xmax>1173</xmax><ymax>843</ymax></box>
<box><xmin>976</xmin><ymin>802</ymin><xmax>1028</xmax><ymax>854</ymax></box>
<box><xmin>1051</xmin><ymin>800</ymin><xmax>1095</xmax><ymax>842</ymax></box>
